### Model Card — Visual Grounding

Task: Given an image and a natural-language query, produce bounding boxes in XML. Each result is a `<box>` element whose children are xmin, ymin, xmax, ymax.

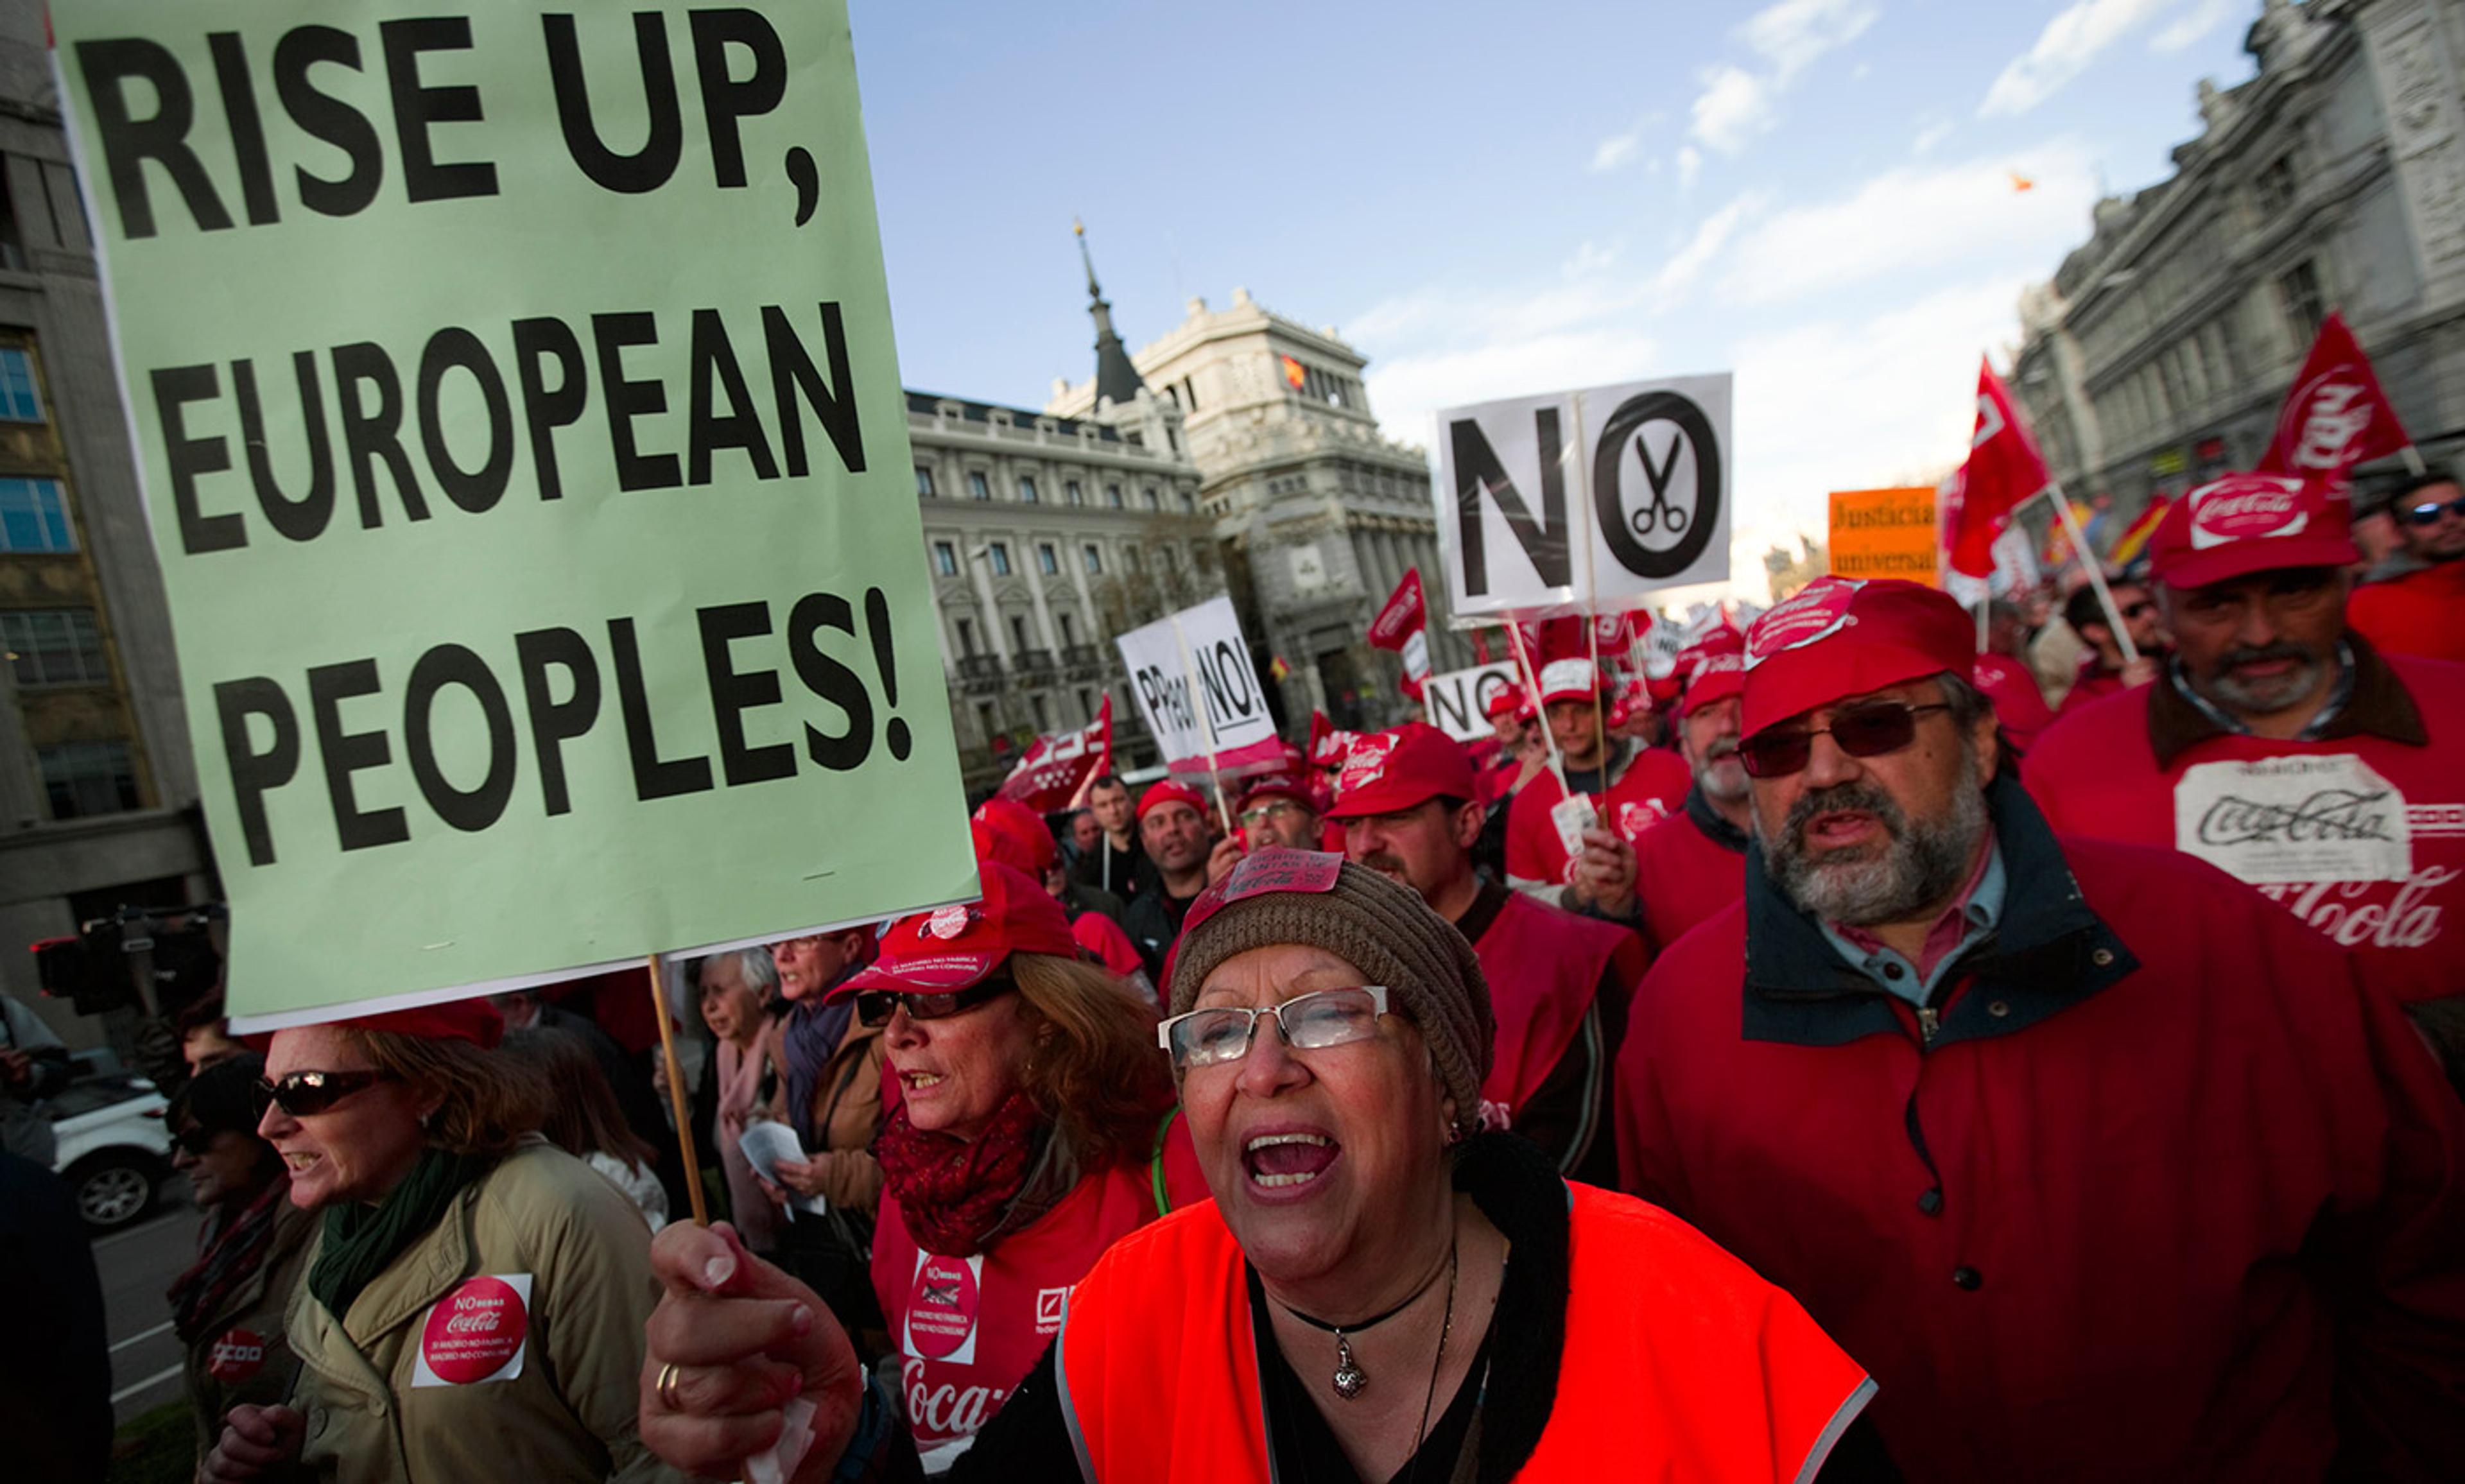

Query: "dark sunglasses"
<box><xmin>2402</xmin><ymin>496</ymin><xmax>2465</xmax><ymax>526</ymax></box>
<box><xmin>252</xmin><ymin>1069</ymin><xmax>392</xmax><ymax>1118</ymax></box>
<box><xmin>854</xmin><ymin>976</ymin><xmax>1017</xmax><ymax>1029</ymax></box>
<box><xmin>1738</xmin><ymin>701</ymin><xmax>1951</xmax><ymax>779</ymax></box>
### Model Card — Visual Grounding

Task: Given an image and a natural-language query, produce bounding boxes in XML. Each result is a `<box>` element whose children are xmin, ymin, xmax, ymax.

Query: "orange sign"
<box><xmin>1828</xmin><ymin>487</ymin><xmax>1940</xmax><ymax>586</ymax></box>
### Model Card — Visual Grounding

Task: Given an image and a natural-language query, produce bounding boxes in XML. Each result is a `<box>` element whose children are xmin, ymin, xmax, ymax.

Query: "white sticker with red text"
<box><xmin>903</xmin><ymin>1252</ymin><xmax>983</xmax><ymax>1367</ymax></box>
<box><xmin>411</xmin><ymin>1273</ymin><xmax>532</xmax><ymax>1388</ymax></box>
<box><xmin>2174</xmin><ymin>755</ymin><xmax>2411</xmax><ymax>884</ymax></box>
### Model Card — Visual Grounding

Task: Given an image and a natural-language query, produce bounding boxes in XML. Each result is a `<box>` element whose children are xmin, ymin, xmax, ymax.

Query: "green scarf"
<box><xmin>308</xmin><ymin>1147</ymin><xmax>497</xmax><ymax>1322</ymax></box>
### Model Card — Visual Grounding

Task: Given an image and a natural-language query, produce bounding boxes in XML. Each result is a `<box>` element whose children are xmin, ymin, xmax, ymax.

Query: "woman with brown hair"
<box><xmin>503</xmin><ymin>1025</ymin><xmax>670</xmax><ymax>1232</ymax></box>
<box><xmin>199</xmin><ymin>999</ymin><xmax>677</xmax><ymax>1484</ymax></box>
<box><xmin>835</xmin><ymin>860</ymin><xmax>1201</xmax><ymax>1472</ymax></box>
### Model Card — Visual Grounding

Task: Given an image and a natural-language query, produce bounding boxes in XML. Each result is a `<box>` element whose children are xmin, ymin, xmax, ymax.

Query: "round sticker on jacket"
<box><xmin>906</xmin><ymin>1255</ymin><xmax>981</xmax><ymax>1360</ymax></box>
<box><xmin>926</xmin><ymin>905</ymin><xmax>973</xmax><ymax>941</ymax></box>
<box><xmin>208</xmin><ymin>1327</ymin><xmax>267</xmax><ymax>1384</ymax></box>
<box><xmin>420</xmin><ymin>1275</ymin><xmax>528</xmax><ymax>1384</ymax></box>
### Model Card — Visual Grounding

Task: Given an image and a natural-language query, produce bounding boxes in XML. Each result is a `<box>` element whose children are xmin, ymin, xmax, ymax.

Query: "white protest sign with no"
<box><xmin>1422</xmin><ymin>663</ymin><xmax>1518</xmax><ymax>743</ymax></box>
<box><xmin>1116</xmin><ymin>596</ymin><xmax>1274</xmax><ymax>767</ymax></box>
<box><xmin>1434</xmin><ymin>374</ymin><xmax>1733</xmax><ymax>619</ymax></box>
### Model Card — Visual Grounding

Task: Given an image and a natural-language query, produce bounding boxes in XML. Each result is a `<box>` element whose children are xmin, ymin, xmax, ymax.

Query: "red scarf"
<box><xmin>874</xmin><ymin>1092</ymin><xmax>1047</xmax><ymax>1257</ymax></box>
<box><xmin>168</xmin><ymin>1176</ymin><xmax>290</xmax><ymax>1342</ymax></box>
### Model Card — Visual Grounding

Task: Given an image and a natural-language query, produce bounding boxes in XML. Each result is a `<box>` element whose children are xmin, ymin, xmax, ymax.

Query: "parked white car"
<box><xmin>49</xmin><ymin>1064</ymin><xmax>173</xmax><ymax>1232</ymax></box>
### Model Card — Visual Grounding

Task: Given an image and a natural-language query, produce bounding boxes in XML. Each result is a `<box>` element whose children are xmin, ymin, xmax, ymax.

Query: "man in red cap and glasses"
<box><xmin>1123</xmin><ymin>779</ymin><xmax>1216</xmax><ymax>979</ymax></box>
<box><xmin>2028</xmin><ymin>472</ymin><xmax>2465</xmax><ymax>1055</ymax></box>
<box><xmin>1329</xmin><ymin>722</ymin><xmax>1641</xmax><ymax>1185</ymax></box>
<box><xmin>1616</xmin><ymin>573</ymin><xmax>2465</xmax><ymax>1483</ymax></box>
<box><xmin>1504</xmin><ymin>651</ymin><xmax>1691</xmax><ymax>900</ymax></box>
<box><xmin>1591</xmin><ymin>627</ymin><xmax>1757</xmax><ymax>957</ymax></box>
<box><xmin>2349</xmin><ymin>468</ymin><xmax>2465</xmax><ymax>666</ymax></box>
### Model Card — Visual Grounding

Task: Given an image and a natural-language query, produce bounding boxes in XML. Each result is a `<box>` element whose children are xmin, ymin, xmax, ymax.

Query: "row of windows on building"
<box><xmin>915</xmin><ymin>464</ymin><xmax>1197</xmax><ymax>513</ymax></box>
<box><xmin>953</xmin><ymin>607</ymin><xmax>1093</xmax><ymax>660</ymax></box>
<box><xmin>973</xmin><ymin>686</ymin><xmax>1109</xmax><ymax>749</ymax></box>
<box><xmin>931</xmin><ymin>534</ymin><xmax>1206</xmax><ymax>583</ymax></box>
<box><xmin>2088</xmin><ymin>259</ymin><xmax>2319</xmax><ymax>453</ymax></box>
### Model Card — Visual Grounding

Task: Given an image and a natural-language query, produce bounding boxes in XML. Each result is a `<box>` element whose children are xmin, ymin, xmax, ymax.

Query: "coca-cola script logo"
<box><xmin>902</xmin><ymin>1357</ymin><xmax>1008</xmax><ymax>1445</ymax></box>
<box><xmin>2253</xmin><ymin>867</ymin><xmax>2457</xmax><ymax>951</ymax></box>
<box><xmin>207</xmin><ymin>1327</ymin><xmax>266</xmax><ymax>1385</ymax></box>
<box><xmin>2195</xmin><ymin>788</ymin><xmax>2399</xmax><ymax>849</ymax></box>
<box><xmin>419</xmin><ymin>1275</ymin><xmax>526</xmax><ymax>1385</ymax></box>
<box><xmin>1336</xmin><ymin>734</ymin><xmax>1396</xmax><ymax>798</ymax></box>
<box><xmin>2279</xmin><ymin>371</ymin><xmax>2375</xmax><ymax>472</ymax></box>
<box><xmin>1745</xmin><ymin>578</ymin><xmax>1860</xmax><ymax>666</ymax></box>
<box><xmin>906</xmin><ymin>1255</ymin><xmax>980</xmax><ymax>1361</ymax></box>
<box><xmin>2188</xmin><ymin>475</ymin><xmax>2307</xmax><ymax>549</ymax></box>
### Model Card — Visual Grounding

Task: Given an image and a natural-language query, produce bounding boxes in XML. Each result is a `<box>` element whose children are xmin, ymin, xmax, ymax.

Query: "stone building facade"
<box><xmin>1050</xmin><ymin>286</ymin><xmax>1468</xmax><ymax>732</ymax></box>
<box><xmin>2012</xmin><ymin>0</ymin><xmax>2465</xmax><ymax>520</ymax></box>
<box><xmin>908</xmin><ymin>390</ymin><xmax>1211</xmax><ymax>792</ymax></box>
<box><xmin>0</xmin><ymin>8</ymin><xmax>214</xmax><ymax>1049</ymax></box>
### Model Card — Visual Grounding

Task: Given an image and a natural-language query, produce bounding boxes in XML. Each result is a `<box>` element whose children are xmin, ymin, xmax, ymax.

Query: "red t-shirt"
<box><xmin>2349</xmin><ymin>563</ymin><xmax>2465</xmax><ymax>666</ymax></box>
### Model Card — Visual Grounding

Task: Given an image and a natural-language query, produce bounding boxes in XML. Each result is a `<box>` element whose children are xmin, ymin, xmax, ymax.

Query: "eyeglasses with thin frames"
<box><xmin>1736</xmin><ymin>701</ymin><xmax>1951</xmax><ymax>779</ymax></box>
<box><xmin>1157</xmin><ymin>986</ymin><xmax>1390</xmax><ymax>1072</ymax></box>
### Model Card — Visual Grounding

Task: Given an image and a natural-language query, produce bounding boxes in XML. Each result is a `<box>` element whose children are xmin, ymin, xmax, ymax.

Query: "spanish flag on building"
<box><xmin>1268</xmin><ymin>655</ymin><xmax>1292</xmax><ymax>682</ymax></box>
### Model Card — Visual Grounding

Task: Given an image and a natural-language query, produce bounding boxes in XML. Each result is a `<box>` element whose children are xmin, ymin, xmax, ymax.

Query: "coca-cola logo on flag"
<box><xmin>419</xmin><ymin>1275</ymin><xmax>527</xmax><ymax>1385</ymax></box>
<box><xmin>2188</xmin><ymin>474</ymin><xmax>2308</xmax><ymax>549</ymax></box>
<box><xmin>1337</xmin><ymin>733</ymin><xmax>1397</xmax><ymax>797</ymax></box>
<box><xmin>2279</xmin><ymin>370</ymin><xmax>2376</xmax><ymax>472</ymax></box>
<box><xmin>1746</xmin><ymin>578</ymin><xmax>1863</xmax><ymax>666</ymax></box>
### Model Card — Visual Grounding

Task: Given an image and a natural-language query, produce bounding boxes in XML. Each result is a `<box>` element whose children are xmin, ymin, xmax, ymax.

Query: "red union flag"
<box><xmin>1368</xmin><ymin>569</ymin><xmax>1431</xmax><ymax>698</ymax></box>
<box><xmin>1949</xmin><ymin>358</ymin><xmax>2050</xmax><ymax>578</ymax></box>
<box><xmin>994</xmin><ymin>697</ymin><xmax>1111</xmax><ymax>813</ymax></box>
<box><xmin>2256</xmin><ymin>311</ymin><xmax>2411</xmax><ymax>485</ymax></box>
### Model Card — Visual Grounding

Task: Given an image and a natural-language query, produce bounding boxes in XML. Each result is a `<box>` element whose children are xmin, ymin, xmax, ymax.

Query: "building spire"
<box><xmin>1075</xmin><ymin>218</ymin><xmax>1146</xmax><ymax>408</ymax></box>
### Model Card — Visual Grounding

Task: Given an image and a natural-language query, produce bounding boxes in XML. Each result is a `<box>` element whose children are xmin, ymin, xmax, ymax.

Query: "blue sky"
<box><xmin>849</xmin><ymin>0</ymin><xmax>2263</xmax><ymax>599</ymax></box>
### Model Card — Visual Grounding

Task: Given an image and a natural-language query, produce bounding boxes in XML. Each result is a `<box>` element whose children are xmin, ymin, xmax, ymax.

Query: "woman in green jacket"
<box><xmin>200</xmin><ymin>999</ymin><xmax>679</xmax><ymax>1484</ymax></box>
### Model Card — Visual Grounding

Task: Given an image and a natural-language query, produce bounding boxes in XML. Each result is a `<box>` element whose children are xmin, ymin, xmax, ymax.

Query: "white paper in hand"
<box><xmin>1550</xmin><ymin>793</ymin><xmax>1598</xmax><ymax>860</ymax></box>
<box><xmin>743</xmin><ymin>1395</ymin><xmax>817</xmax><ymax>1484</ymax></box>
<box><xmin>738</xmin><ymin>1123</ymin><xmax>827</xmax><ymax>1218</ymax></box>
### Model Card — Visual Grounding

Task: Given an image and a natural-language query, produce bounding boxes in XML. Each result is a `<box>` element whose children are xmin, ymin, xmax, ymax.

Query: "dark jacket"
<box><xmin>1619</xmin><ymin>777</ymin><xmax>2465</xmax><ymax>1483</ymax></box>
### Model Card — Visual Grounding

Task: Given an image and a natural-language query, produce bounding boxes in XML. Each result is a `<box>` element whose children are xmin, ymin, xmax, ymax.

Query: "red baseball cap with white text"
<box><xmin>2148</xmin><ymin>472</ymin><xmax>2358</xmax><ymax>589</ymax></box>
<box><xmin>1323</xmin><ymin>722</ymin><xmax>1478</xmax><ymax>818</ymax></box>
<box><xmin>832</xmin><ymin>861</ymin><xmax>1078</xmax><ymax>997</ymax></box>
<box><xmin>1741</xmin><ymin>576</ymin><xmax>1975</xmax><ymax>737</ymax></box>
<box><xmin>1137</xmin><ymin>779</ymin><xmax>1208</xmax><ymax>822</ymax></box>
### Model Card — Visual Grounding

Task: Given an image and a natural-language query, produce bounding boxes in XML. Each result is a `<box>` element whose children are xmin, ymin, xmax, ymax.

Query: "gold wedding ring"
<box><xmin>656</xmin><ymin>1361</ymin><xmax>682</xmax><ymax>1411</ymax></box>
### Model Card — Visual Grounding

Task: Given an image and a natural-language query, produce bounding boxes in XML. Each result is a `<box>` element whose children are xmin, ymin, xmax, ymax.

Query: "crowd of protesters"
<box><xmin>18</xmin><ymin>460</ymin><xmax>2462</xmax><ymax>1483</ymax></box>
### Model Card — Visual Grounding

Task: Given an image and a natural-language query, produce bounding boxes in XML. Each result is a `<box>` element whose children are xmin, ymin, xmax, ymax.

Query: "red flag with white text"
<box><xmin>2254</xmin><ymin>311</ymin><xmax>2412</xmax><ymax>485</ymax></box>
<box><xmin>994</xmin><ymin>697</ymin><xmax>1111</xmax><ymax>813</ymax></box>
<box><xmin>1368</xmin><ymin>569</ymin><xmax>1431</xmax><ymax>699</ymax></box>
<box><xmin>1950</xmin><ymin>358</ymin><xmax>2050</xmax><ymax>578</ymax></box>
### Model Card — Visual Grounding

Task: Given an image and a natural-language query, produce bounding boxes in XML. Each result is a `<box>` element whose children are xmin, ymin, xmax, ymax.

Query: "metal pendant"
<box><xmin>1331</xmin><ymin>1333</ymin><xmax>1367</xmax><ymax>1399</ymax></box>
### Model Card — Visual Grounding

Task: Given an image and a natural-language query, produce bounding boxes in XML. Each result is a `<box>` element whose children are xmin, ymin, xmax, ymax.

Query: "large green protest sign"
<box><xmin>53</xmin><ymin>0</ymin><xmax>974</xmax><ymax>1027</ymax></box>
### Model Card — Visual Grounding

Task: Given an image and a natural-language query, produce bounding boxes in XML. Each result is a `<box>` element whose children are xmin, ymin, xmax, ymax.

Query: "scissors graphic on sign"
<box><xmin>1630</xmin><ymin>432</ymin><xmax>1688</xmax><ymax>537</ymax></box>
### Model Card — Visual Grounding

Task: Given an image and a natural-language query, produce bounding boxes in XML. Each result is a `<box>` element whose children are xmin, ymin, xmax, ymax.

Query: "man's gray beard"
<box><xmin>1694</xmin><ymin>745</ymin><xmax>1751</xmax><ymax>805</ymax></box>
<box><xmin>2198</xmin><ymin>642</ymin><xmax>2327</xmax><ymax>716</ymax></box>
<box><xmin>1760</xmin><ymin>776</ymin><xmax>1988</xmax><ymax>926</ymax></box>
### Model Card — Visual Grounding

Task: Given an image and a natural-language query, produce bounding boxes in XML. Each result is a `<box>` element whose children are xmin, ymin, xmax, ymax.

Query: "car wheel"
<box><xmin>67</xmin><ymin>1152</ymin><xmax>161</xmax><ymax>1232</ymax></box>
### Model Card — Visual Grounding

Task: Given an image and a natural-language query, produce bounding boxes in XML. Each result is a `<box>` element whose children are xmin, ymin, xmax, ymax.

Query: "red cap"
<box><xmin>1236</xmin><ymin>770</ymin><xmax>1317</xmax><ymax>815</ymax></box>
<box><xmin>1324</xmin><ymin>722</ymin><xmax>1477</xmax><ymax>818</ymax></box>
<box><xmin>1482</xmin><ymin>685</ymin><xmax>1530</xmax><ymax>724</ymax></box>
<box><xmin>833</xmin><ymin>861</ymin><xmax>1078</xmax><ymax>998</ymax></box>
<box><xmin>2149</xmin><ymin>472</ymin><xmax>2358</xmax><ymax>589</ymax></box>
<box><xmin>1678</xmin><ymin>651</ymin><xmax>1745</xmax><ymax>718</ymax></box>
<box><xmin>1535</xmin><ymin>657</ymin><xmax>1602</xmax><ymax>705</ymax></box>
<box><xmin>1742</xmin><ymin>576</ymin><xmax>1975</xmax><ymax>736</ymax></box>
<box><xmin>970</xmin><ymin>797</ymin><xmax>1057</xmax><ymax>875</ymax></box>
<box><xmin>341</xmin><ymin>997</ymin><xmax>504</xmax><ymax>1049</ymax></box>
<box><xmin>1137</xmin><ymin>779</ymin><xmax>1208</xmax><ymax>822</ymax></box>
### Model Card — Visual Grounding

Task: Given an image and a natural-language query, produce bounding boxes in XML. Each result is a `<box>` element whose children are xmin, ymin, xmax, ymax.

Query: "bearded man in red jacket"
<box><xmin>1617</xmin><ymin>573</ymin><xmax>2465</xmax><ymax>1483</ymax></box>
<box><xmin>2027</xmin><ymin>472</ymin><xmax>2465</xmax><ymax>1065</ymax></box>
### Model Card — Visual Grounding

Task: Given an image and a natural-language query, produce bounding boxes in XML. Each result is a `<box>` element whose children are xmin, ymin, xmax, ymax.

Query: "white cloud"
<box><xmin>1912</xmin><ymin>119</ymin><xmax>1955</xmax><ymax>155</ymax></box>
<box><xmin>1742</xmin><ymin>0</ymin><xmax>1881</xmax><ymax>82</ymax></box>
<box><xmin>1691</xmin><ymin>65</ymin><xmax>1776</xmax><ymax>155</ymax></box>
<box><xmin>1363</xmin><ymin>328</ymin><xmax>1666</xmax><ymax>451</ymax></box>
<box><xmin>1980</xmin><ymin>0</ymin><xmax>2181</xmax><ymax>117</ymax></box>
<box><xmin>1676</xmin><ymin>145</ymin><xmax>1703</xmax><ymax>189</ymax></box>
<box><xmin>1589</xmin><ymin>125</ymin><xmax>1646</xmax><ymax>173</ymax></box>
<box><xmin>1688</xmin><ymin>0</ymin><xmax>1882</xmax><ymax>157</ymax></box>
<box><xmin>1655</xmin><ymin>196</ymin><xmax>1763</xmax><ymax>302</ymax></box>
<box><xmin>1564</xmin><ymin>239</ymin><xmax>1621</xmax><ymax>278</ymax></box>
<box><xmin>2150</xmin><ymin>0</ymin><xmax>2233</xmax><ymax>53</ymax></box>
<box><xmin>1717</xmin><ymin>142</ymin><xmax>2099</xmax><ymax>305</ymax></box>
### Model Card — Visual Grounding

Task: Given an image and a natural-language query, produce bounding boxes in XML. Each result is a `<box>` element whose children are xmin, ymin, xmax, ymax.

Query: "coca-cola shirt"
<box><xmin>2025</xmin><ymin>639</ymin><xmax>2465</xmax><ymax>1006</ymax></box>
